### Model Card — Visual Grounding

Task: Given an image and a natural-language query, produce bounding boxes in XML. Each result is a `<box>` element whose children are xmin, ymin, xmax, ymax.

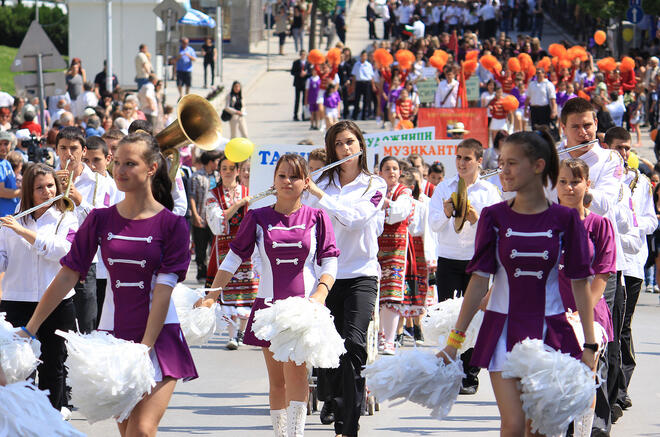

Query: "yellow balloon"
<box><xmin>627</xmin><ymin>151</ymin><xmax>639</xmax><ymax>169</ymax></box>
<box><xmin>622</xmin><ymin>28</ymin><xmax>634</xmax><ymax>42</ymax></box>
<box><xmin>225</xmin><ymin>137</ymin><xmax>254</xmax><ymax>162</ymax></box>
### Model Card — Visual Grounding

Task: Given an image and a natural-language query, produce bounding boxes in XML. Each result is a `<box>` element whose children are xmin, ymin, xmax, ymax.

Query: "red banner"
<box><xmin>418</xmin><ymin>108</ymin><xmax>489</xmax><ymax>148</ymax></box>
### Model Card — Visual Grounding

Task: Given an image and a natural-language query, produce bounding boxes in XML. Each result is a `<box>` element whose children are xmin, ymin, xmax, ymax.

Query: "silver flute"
<box><xmin>249</xmin><ymin>151</ymin><xmax>363</xmax><ymax>204</ymax></box>
<box><xmin>480</xmin><ymin>139</ymin><xmax>600</xmax><ymax>180</ymax></box>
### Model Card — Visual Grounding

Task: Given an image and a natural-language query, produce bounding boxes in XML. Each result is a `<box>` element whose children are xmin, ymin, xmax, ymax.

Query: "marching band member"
<box><xmin>203</xmin><ymin>154</ymin><xmax>339</xmax><ymax>437</ymax></box>
<box><xmin>0</xmin><ymin>163</ymin><xmax>79</xmax><ymax>414</ymax></box>
<box><xmin>204</xmin><ymin>153</ymin><xmax>258</xmax><ymax>350</ymax></box>
<box><xmin>54</xmin><ymin>127</ymin><xmax>101</xmax><ymax>333</ymax></box>
<box><xmin>20</xmin><ymin>132</ymin><xmax>197</xmax><ymax>436</ymax></box>
<box><xmin>556</xmin><ymin>158</ymin><xmax>617</xmax><ymax>436</ymax></box>
<box><xmin>439</xmin><ymin>130</ymin><xmax>597</xmax><ymax>437</ymax></box>
<box><xmin>306</xmin><ymin>120</ymin><xmax>386</xmax><ymax>437</ymax></box>
<box><xmin>603</xmin><ymin>127</ymin><xmax>658</xmax><ymax>413</ymax></box>
<box><xmin>376</xmin><ymin>156</ymin><xmax>414</xmax><ymax>355</ymax></box>
<box><xmin>428</xmin><ymin>138</ymin><xmax>502</xmax><ymax>394</ymax></box>
<box><xmin>556</xmin><ymin>98</ymin><xmax>631</xmax><ymax>434</ymax></box>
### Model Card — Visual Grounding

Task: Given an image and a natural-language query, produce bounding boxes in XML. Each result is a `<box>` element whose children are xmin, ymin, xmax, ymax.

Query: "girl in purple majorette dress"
<box><xmin>439</xmin><ymin>130</ymin><xmax>599</xmax><ymax>436</ymax></box>
<box><xmin>556</xmin><ymin>158</ymin><xmax>616</xmax><ymax>436</ymax></box>
<box><xmin>305</xmin><ymin>68</ymin><xmax>323</xmax><ymax>130</ymax></box>
<box><xmin>20</xmin><ymin>132</ymin><xmax>197</xmax><ymax>436</ymax></box>
<box><xmin>202</xmin><ymin>154</ymin><xmax>339</xmax><ymax>437</ymax></box>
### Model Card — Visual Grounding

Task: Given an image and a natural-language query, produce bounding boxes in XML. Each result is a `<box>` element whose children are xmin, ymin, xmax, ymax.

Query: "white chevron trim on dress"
<box><xmin>115</xmin><ymin>280</ymin><xmax>145</xmax><ymax>289</ymax></box>
<box><xmin>505</xmin><ymin>228</ymin><xmax>553</xmax><ymax>238</ymax></box>
<box><xmin>268</xmin><ymin>224</ymin><xmax>306</xmax><ymax>231</ymax></box>
<box><xmin>107</xmin><ymin>258</ymin><xmax>147</xmax><ymax>267</ymax></box>
<box><xmin>107</xmin><ymin>232</ymin><xmax>153</xmax><ymax>243</ymax></box>
<box><xmin>272</xmin><ymin>241</ymin><xmax>303</xmax><ymax>248</ymax></box>
<box><xmin>509</xmin><ymin>250</ymin><xmax>549</xmax><ymax>260</ymax></box>
<box><xmin>513</xmin><ymin>268</ymin><xmax>543</xmax><ymax>279</ymax></box>
<box><xmin>275</xmin><ymin>258</ymin><xmax>299</xmax><ymax>265</ymax></box>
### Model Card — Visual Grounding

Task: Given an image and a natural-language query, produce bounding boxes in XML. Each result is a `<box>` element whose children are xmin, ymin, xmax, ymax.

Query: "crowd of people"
<box><xmin>0</xmin><ymin>1</ymin><xmax>659</xmax><ymax>437</ymax></box>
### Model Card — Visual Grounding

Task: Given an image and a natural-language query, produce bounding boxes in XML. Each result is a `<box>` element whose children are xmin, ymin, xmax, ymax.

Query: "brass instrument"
<box><xmin>479</xmin><ymin>139</ymin><xmax>600</xmax><ymax>180</ymax></box>
<box><xmin>451</xmin><ymin>177</ymin><xmax>469</xmax><ymax>232</ymax></box>
<box><xmin>155</xmin><ymin>94</ymin><xmax>223</xmax><ymax>180</ymax></box>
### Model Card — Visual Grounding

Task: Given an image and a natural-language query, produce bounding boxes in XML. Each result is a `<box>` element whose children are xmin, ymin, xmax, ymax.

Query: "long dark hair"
<box><xmin>504</xmin><ymin>128</ymin><xmax>559</xmax><ymax>188</ymax></box>
<box><xmin>320</xmin><ymin>120</ymin><xmax>371</xmax><ymax>185</ymax></box>
<box><xmin>19</xmin><ymin>163</ymin><xmax>66</xmax><ymax>222</ymax></box>
<box><xmin>217</xmin><ymin>153</ymin><xmax>238</xmax><ymax>188</ymax></box>
<box><xmin>117</xmin><ymin>132</ymin><xmax>173</xmax><ymax>210</ymax></box>
<box><xmin>230</xmin><ymin>81</ymin><xmax>242</xmax><ymax>111</ymax></box>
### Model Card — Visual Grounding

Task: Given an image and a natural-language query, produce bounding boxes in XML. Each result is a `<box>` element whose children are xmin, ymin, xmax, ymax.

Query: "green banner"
<box><xmin>466</xmin><ymin>75</ymin><xmax>480</xmax><ymax>102</ymax></box>
<box><xmin>417</xmin><ymin>79</ymin><xmax>436</xmax><ymax>105</ymax></box>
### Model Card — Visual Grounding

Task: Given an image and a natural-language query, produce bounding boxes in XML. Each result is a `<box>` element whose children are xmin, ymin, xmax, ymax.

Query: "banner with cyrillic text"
<box><xmin>379</xmin><ymin>140</ymin><xmax>462</xmax><ymax>180</ymax></box>
<box><xmin>417</xmin><ymin>108</ymin><xmax>488</xmax><ymax>148</ymax></box>
<box><xmin>249</xmin><ymin>144</ymin><xmax>318</xmax><ymax>210</ymax></box>
<box><xmin>363</xmin><ymin>126</ymin><xmax>435</xmax><ymax>171</ymax></box>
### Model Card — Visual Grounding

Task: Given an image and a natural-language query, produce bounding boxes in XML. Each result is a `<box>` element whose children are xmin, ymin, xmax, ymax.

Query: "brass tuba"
<box><xmin>155</xmin><ymin>94</ymin><xmax>223</xmax><ymax>180</ymax></box>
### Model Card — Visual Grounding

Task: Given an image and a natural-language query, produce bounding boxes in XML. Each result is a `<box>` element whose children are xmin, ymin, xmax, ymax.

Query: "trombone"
<box><xmin>479</xmin><ymin>139</ymin><xmax>600</xmax><ymax>180</ymax></box>
<box><xmin>248</xmin><ymin>151</ymin><xmax>363</xmax><ymax>204</ymax></box>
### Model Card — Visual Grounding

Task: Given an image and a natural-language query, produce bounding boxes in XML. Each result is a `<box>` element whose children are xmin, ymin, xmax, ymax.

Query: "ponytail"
<box><xmin>117</xmin><ymin>132</ymin><xmax>174</xmax><ymax>210</ymax></box>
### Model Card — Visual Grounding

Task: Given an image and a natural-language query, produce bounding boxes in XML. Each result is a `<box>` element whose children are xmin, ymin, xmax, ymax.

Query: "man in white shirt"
<box><xmin>434</xmin><ymin>64</ymin><xmax>458</xmax><ymax>108</ymax></box>
<box><xmin>606</xmin><ymin>92</ymin><xmax>626</xmax><ymax>127</ymax></box>
<box><xmin>74</xmin><ymin>82</ymin><xmax>99</xmax><ymax>119</ymax></box>
<box><xmin>394</xmin><ymin>0</ymin><xmax>414</xmax><ymax>35</ymax></box>
<box><xmin>138</xmin><ymin>74</ymin><xmax>159</xmax><ymax>127</ymax></box>
<box><xmin>411</xmin><ymin>14</ymin><xmax>425</xmax><ymax>38</ymax></box>
<box><xmin>477</xmin><ymin>0</ymin><xmax>497</xmax><ymax>38</ymax></box>
<box><xmin>602</xmin><ymin>126</ymin><xmax>658</xmax><ymax>417</ymax></box>
<box><xmin>444</xmin><ymin>1</ymin><xmax>461</xmax><ymax>32</ymax></box>
<box><xmin>525</xmin><ymin>69</ymin><xmax>557</xmax><ymax>129</ymax></box>
<box><xmin>135</xmin><ymin>44</ymin><xmax>152</xmax><ymax>90</ymax></box>
<box><xmin>429</xmin><ymin>138</ymin><xmax>502</xmax><ymax>395</ymax></box>
<box><xmin>557</xmin><ymin>98</ymin><xmax>631</xmax><ymax>435</ymax></box>
<box><xmin>351</xmin><ymin>50</ymin><xmax>376</xmax><ymax>120</ymax></box>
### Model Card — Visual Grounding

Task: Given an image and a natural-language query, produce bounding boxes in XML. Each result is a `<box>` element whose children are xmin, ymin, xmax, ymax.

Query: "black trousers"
<box><xmin>95</xmin><ymin>278</ymin><xmax>107</xmax><ymax>330</ymax></box>
<box><xmin>368</xmin><ymin>20</ymin><xmax>377</xmax><ymax>39</ymax></box>
<box><xmin>0</xmin><ymin>298</ymin><xmax>76</xmax><ymax>410</ymax></box>
<box><xmin>317</xmin><ymin>276</ymin><xmax>377</xmax><ymax>437</ymax></box>
<box><xmin>593</xmin><ymin>272</ymin><xmax>625</xmax><ymax>432</ymax></box>
<box><xmin>73</xmin><ymin>263</ymin><xmax>97</xmax><ymax>334</ymax></box>
<box><xmin>619</xmin><ymin>275</ymin><xmax>642</xmax><ymax>402</ymax></box>
<box><xmin>352</xmin><ymin>81</ymin><xmax>372</xmax><ymax>120</ymax></box>
<box><xmin>436</xmin><ymin>257</ymin><xmax>480</xmax><ymax>388</ymax></box>
<box><xmin>383</xmin><ymin>20</ymin><xmax>392</xmax><ymax>40</ymax></box>
<box><xmin>204</xmin><ymin>60</ymin><xmax>215</xmax><ymax>87</ymax></box>
<box><xmin>192</xmin><ymin>225</ymin><xmax>214</xmax><ymax>280</ymax></box>
<box><xmin>530</xmin><ymin>105</ymin><xmax>551</xmax><ymax>129</ymax></box>
<box><xmin>293</xmin><ymin>85</ymin><xmax>306</xmax><ymax>119</ymax></box>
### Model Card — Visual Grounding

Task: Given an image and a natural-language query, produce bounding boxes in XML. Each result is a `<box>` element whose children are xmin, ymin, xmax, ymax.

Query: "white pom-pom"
<box><xmin>0</xmin><ymin>381</ymin><xmax>85</xmax><ymax>436</ymax></box>
<box><xmin>56</xmin><ymin>330</ymin><xmax>156</xmax><ymax>423</ymax></box>
<box><xmin>501</xmin><ymin>338</ymin><xmax>597</xmax><ymax>436</ymax></box>
<box><xmin>566</xmin><ymin>310</ymin><xmax>608</xmax><ymax>347</ymax></box>
<box><xmin>251</xmin><ymin>297</ymin><xmax>346</xmax><ymax>368</ymax></box>
<box><xmin>171</xmin><ymin>284</ymin><xmax>217</xmax><ymax>345</ymax></box>
<box><xmin>0</xmin><ymin>313</ymin><xmax>41</xmax><ymax>383</ymax></box>
<box><xmin>363</xmin><ymin>349</ymin><xmax>464</xmax><ymax>419</ymax></box>
<box><xmin>421</xmin><ymin>297</ymin><xmax>483</xmax><ymax>351</ymax></box>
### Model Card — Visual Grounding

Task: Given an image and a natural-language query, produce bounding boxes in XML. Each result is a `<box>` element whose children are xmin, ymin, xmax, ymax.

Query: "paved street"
<box><xmin>70</xmin><ymin>0</ymin><xmax>660</xmax><ymax>435</ymax></box>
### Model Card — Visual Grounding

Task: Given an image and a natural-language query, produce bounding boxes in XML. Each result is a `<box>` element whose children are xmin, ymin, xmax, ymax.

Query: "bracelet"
<box><xmin>451</xmin><ymin>328</ymin><xmax>466</xmax><ymax>338</ymax></box>
<box><xmin>318</xmin><ymin>282</ymin><xmax>331</xmax><ymax>293</ymax></box>
<box><xmin>21</xmin><ymin>326</ymin><xmax>36</xmax><ymax>339</ymax></box>
<box><xmin>447</xmin><ymin>337</ymin><xmax>463</xmax><ymax>349</ymax></box>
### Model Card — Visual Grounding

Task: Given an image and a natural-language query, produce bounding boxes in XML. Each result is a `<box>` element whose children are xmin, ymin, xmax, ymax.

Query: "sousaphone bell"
<box><xmin>155</xmin><ymin>94</ymin><xmax>223</xmax><ymax>180</ymax></box>
<box><xmin>451</xmin><ymin>177</ymin><xmax>469</xmax><ymax>232</ymax></box>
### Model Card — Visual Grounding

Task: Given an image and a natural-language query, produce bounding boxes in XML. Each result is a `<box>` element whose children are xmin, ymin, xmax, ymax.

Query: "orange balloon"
<box><xmin>308</xmin><ymin>49</ymin><xmax>325</xmax><ymax>65</ymax></box>
<box><xmin>548</xmin><ymin>43</ymin><xmax>567</xmax><ymax>59</ymax></box>
<box><xmin>507</xmin><ymin>57</ymin><xmax>521</xmax><ymax>72</ymax></box>
<box><xmin>594</xmin><ymin>30</ymin><xmax>606</xmax><ymax>45</ymax></box>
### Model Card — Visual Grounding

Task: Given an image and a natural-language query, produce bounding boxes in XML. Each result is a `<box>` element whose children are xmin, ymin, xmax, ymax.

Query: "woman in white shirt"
<box><xmin>0</xmin><ymin>163</ymin><xmax>78</xmax><ymax>414</ymax></box>
<box><xmin>306</xmin><ymin>120</ymin><xmax>387</xmax><ymax>437</ymax></box>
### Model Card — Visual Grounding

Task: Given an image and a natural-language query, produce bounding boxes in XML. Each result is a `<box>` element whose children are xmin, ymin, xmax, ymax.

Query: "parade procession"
<box><xmin>0</xmin><ymin>0</ymin><xmax>659</xmax><ymax>436</ymax></box>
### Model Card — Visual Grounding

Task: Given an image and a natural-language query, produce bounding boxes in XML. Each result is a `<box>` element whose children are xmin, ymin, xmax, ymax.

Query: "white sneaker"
<box><xmin>654</xmin><ymin>285</ymin><xmax>660</xmax><ymax>294</ymax></box>
<box><xmin>645</xmin><ymin>284</ymin><xmax>654</xmax><ymax>293</ymax></box>
<box><xmin>61</xmin><ymin>406</ymin><xmax>72</xmax><ymax>421</ymax></box>
<box><xmin>380</xmin><ymin>342</ymin><xmax>396</xmax><ymax>355</ymax></box>
<box><xmin>226</xmin><ymin>338</ymin><xmax>238</xmax><ymax>350</ymax></box>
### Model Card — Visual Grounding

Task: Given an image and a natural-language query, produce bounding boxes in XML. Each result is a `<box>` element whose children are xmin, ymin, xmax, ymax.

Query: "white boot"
<box><xmin>573</xmin><ymin>409</ymin><xmax>595</xmax><ymax>437</ymax></box>
<box><xmin>270</xmin><ymin>409</ymin><xmax>287</xmax><ymax>437</ymax></box>
<box><xmin>286</xmin><ymin>400</ymin><xmax>307</xmax><ymax>437</ymax></box>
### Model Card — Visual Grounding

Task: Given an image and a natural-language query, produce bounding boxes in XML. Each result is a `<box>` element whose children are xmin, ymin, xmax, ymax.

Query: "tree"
<box><xmin>569</xmin><ymin>0</ymin><xmax>659</xmax><ymax>19</ymax></box>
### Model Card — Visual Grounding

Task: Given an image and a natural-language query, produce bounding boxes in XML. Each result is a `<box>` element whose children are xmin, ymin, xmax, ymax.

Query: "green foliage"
<box><xmin>569</xmin><ymin>0</ymin><xmax>659</xmax><ymax>20</ymax></box>
<box><xmin>0</xmin><ymin>45</ymin><xmax>19</xmax><ymax>95</ymax></box>
<box><xmin>0</xmin><ymin>5</ymin><xmax>68</xmax><ymax>55</ymax></box>
<box><xmin>318</xmin><ymin>0</ymin><xmax>336</xmax><ymax>14</ymax></box>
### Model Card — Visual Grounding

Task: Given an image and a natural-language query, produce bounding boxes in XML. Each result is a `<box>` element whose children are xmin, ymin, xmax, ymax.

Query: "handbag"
<box><xmin>221</xmin><ymin>109</ymin><xmax>232</xmax><ymax>122</ymax></box>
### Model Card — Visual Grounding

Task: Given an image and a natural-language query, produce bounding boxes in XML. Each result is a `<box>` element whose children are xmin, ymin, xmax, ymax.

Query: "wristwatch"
<box><xmin>583</xmin><ymin>343</ymin><xmax>598</xmax><ymax>352</ymax></box>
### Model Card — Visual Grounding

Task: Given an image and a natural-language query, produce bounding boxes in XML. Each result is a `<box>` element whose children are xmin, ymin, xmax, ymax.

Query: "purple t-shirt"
<box><xmin>324</xmin><ymin>91</ymin><xmax>342</xmax><ymax>109</ymax></box>
<box><xmin>558</xmin><ymin>211</ymin><xmax>616</xmax><ymax>342</ymax></box>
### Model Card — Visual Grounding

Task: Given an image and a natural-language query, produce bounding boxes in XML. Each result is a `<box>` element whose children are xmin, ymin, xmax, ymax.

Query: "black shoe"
<box><xmin>413</xmin><ymin>325</ymin><xmax>424</xmax><ymax>345</ymax></box>
<box><xmin>611</xmin><ymin>403</ymin><xmax>623</xmax><ymax>423</ymax></box>
<box><xmin>590</xmin><ymin>428</ymin><xmax>609</xmax><ymax>437</ymax></box>
<box><xmin>618</xmin><ymin>395</ymin><xmax>632</xmax><ymax>410</ymax></box>
<box><xmin>394</xmin><ymin>333</ymin><xmax>405</xmax><ymax>347</ymax></box>
<box><xmin>320</xmin><ymin>401</ymin><xmax>335</xmax><ymax>425</ymax></box>
<box><xmin>459</xmin><ymin>385</ymin><xmax>478</xmax><ymax>395</ymax></box>
<box><xmin>293</xmin><ymin>116</ymin><xmax>300</xmax><ymax>121</ymax></box>
<box><xmin>403</xmin><ymin>326</ymin><xmax>414</xmax><ymax>338</ymax></box>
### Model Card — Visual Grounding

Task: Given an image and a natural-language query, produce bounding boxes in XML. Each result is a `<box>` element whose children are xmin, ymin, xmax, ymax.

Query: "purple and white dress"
<box><xmin>218</xmin><ymin>205</ymin><xmax>340</xmax><ymax>347</ymax></box>
<box><xmin>559</xmin><ymin>212</ymin><xmax>616</xmax><ymax>344</ymax></box>
<box><xmin>467</xmin><ymin>201</ymin><xmax>593</xmax><ymax>371</ymax></box>
<box><xmin>61</xmin><ymin>206</ymin><xmax>198</xmax><ymax>382</ymax></box>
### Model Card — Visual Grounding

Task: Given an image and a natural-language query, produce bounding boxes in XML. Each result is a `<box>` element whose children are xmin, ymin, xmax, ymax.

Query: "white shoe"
<box><xmin>270</xmin><ymin>409</ymin><xmax>287</xmax><ymax>437</ymax></box>
<box><xmin>380</xmin><ymin>342</ymin><xmax>396</xmax><ymax>355</ymax></box>
<box><xmin>60</xmin><ymin>406</ymin><xmax>72</xmax><ymax>421</ymax></box>
<box><xmin>645</xmin><ymin>284</ymin><xmax>654</xmax><ymax>293</ymax></box>
<box><xmin>226</xmin><ymin>338</ymin><xmax>238</xmax><ymax>350</ymax></box>
<box><xmin>287</xmin><ymin>401</ymin><xmax>307</xmax><ymax>437</ymax></box>
<box><xmin>655</xmin><ymin>285</ymin><xmax>660</xmax><ymax>294</ymax></box>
